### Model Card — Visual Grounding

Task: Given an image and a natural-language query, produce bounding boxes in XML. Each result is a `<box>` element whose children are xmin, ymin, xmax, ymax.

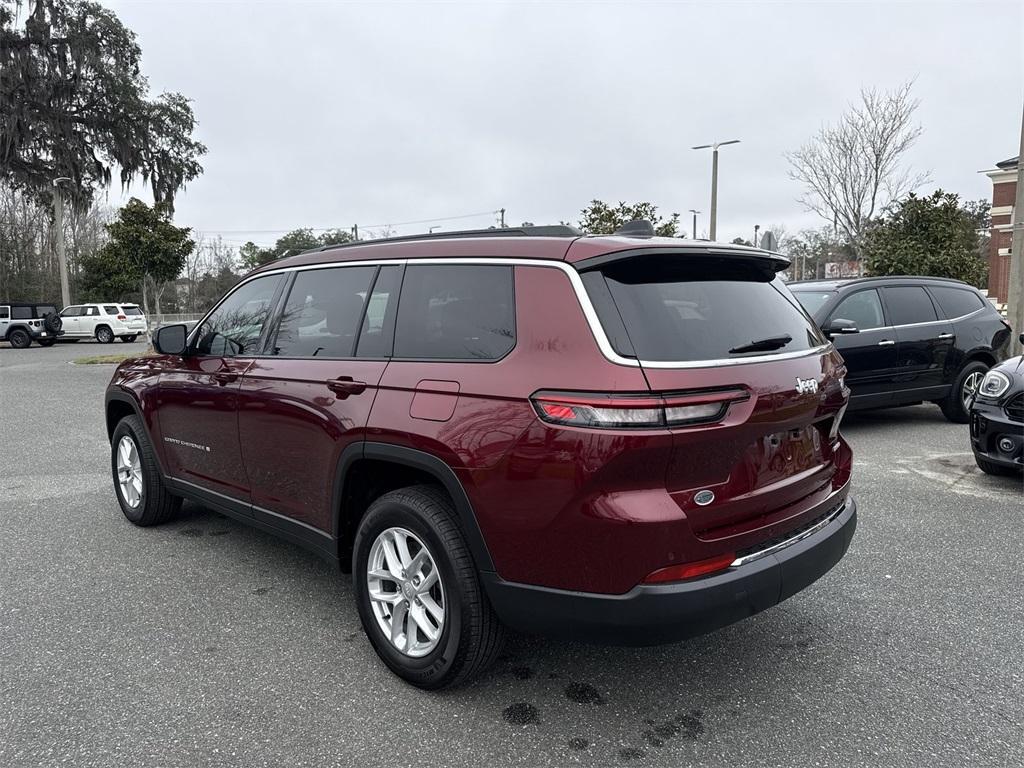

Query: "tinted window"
<box><xmin>194</xmin><ymin>275</ymin><xmax>283</xmax><ymax>357</ymax></box>
<box><xmin>60</xmin><ymin>306</ymin><xmax>83</xmax><ymax>317</ymax></box>
<box><xmin>792</xmin><ymin>291</ymin><xmax>835</xmax><ymax>318</ymax></box>
<box><xmin>103</xmin><ymin>305</ymin><xmax>120</xmax><ymax>315</ymax></box>
<box><xmin>272</xmin><ymin>266</ymin><xmax>376</xmax><ymax>358</ymax></box>
<box><xmin>356</xmin><ymin>265</ymin><xmax>402</xmax><ymax>358</ymax></box>
<box><xmin>36</xmin><ymin>305</ymin><xmax>57</xmax><ymax>317</ymax></box>
<box><xmin>394</xmin><ymin>265</ymin><xmax>515</xmax><ymax>360</ymax></box>
<box><xmin>12</xmin><ymin>306</ymin><xmax>31</xmax><ymax>319</ymax></box>
<box><xmin>591</xmin><ymin>257</ymin><xmax>824</xmax><ymax>362</ymax></box>
<box><xmin>122</xmin><ymin>306</ymin><xmax>143</xmax><ymax>316</ymax></box>
<box><xmin>883</xmin><ymin>286</ymin><xmax>937</xmax><ymax>326</ymax></box>
<box><xmin>0</xmin><ymin>307</ymin><xmax>9</xmax><ymax>319</ymax></box>
<box><xmin>830</xmin><ymin>289</ymin><xmax>884</xmax><ymax>330</ymax></box>
<box><xmin>929</xmin><ymin>286</ymin><xmax>985</xmax><ymax>319</ymax></box>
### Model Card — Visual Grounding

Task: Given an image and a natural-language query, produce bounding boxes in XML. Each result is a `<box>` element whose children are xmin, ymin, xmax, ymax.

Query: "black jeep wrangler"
<box><xmin>0</xmin><ymin>302</ymin><xmax>64</xmax><ymax>348</ymax></box>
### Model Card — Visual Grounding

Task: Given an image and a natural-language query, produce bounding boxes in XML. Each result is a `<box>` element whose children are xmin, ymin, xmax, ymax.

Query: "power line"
<box><xmin>194</xmin><ymin>210</ymin><xmax>501</xmax><ymax>237</ymax></box>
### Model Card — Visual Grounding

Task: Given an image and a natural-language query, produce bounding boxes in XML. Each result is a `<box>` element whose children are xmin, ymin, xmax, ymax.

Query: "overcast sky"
<box><xmin>102</xmin><ymin>0</ymin><xmax>1022</xmax><ymax>249</ymax></box>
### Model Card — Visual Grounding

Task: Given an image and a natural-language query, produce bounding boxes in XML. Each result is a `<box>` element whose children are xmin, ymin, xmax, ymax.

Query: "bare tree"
<box><xmin>786</xmin><ymin>82</ymin><xmax>929</xmax><ymax>258</ymax></box>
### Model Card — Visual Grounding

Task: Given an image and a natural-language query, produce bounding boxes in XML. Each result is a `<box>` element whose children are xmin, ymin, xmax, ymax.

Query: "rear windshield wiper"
<box><xmin>729</xmin><ymin>334</ymin><xmax>793</xmax><ymax>354</ymax></box>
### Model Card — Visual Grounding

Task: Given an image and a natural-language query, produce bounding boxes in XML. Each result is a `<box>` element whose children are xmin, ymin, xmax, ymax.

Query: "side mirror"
<box><xmin>823</xmin><ymin>318</ymin><xmax>859</xmax><ymax>338</ymax></box>
<box><xmin>153</xmin><ymin>324</ymin><xmax>189</xmax><ymax>356</ymax></box>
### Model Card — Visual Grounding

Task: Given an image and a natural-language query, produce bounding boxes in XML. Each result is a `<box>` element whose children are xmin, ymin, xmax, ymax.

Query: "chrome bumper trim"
<box><xmin>729</xmin><ymin>500</ymin><xmax>847</xmax><ymax>568</ymax></box>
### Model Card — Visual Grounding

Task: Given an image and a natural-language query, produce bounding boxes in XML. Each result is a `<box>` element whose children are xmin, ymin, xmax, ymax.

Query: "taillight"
<box><xmin>531</xmin><ymin>389</ymin><xmax>746</xmax><ymax>429</ymax></box>
<box><xmin>117</xmin><ymin>314</ymin><xmax>127</xmax><ymax>320</ymax></box>
<box><xmin>643</xmin><ymin>552</ymin><xmax>736</xmax><ymax>583</ymax></box>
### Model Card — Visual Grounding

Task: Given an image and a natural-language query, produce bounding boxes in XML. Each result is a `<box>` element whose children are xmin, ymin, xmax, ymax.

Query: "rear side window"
<box><xmin>103</xmin><ymin>305</ymin><xmax>120</xmax><ymax>315</ymax></box>
<box><xmin>36</xmin><ymin>305</ymin><xmax>57</xmax><ymax>317</ymax></box>
<box><xmin>587</xmin><ymin>256</ymin><xmax>824</xmax><ymax>362</ymax></box>
<box><xmin>830</xmin><ymin>289</ymin><xmax>885</xmax><ymax>330</ymax></box>
<box><xmin>272</xmin><ymin>266</ymin><xmax>376</xmax><ymax>358</ymax></box>
<box><xmin>394</xmin><ymin>265</ymin><xmax>515</xmax><ymax>360</ymax></box>
<box><xmin>882</xmin><ymin>286</ymin><xmax>937</xmax><ymax>326</ymax></box>
<box><xmin>929</xmin><ymin>286</ymin><xmax>985</xmax><ymax>319</ymax></box>
<box><xmin>121</xmin><ymin>306</ymin><xmax>143</xmax><ymax>316</ymax></box>
<box><xmin>12</xmin><ymin>306</ymin><xmax>31</xmax><ymax>319</ymax></box>
<box><xmin>83</xmin><ymin>306</ymin><xmax>98</xmax><ymax>316</ymax></box>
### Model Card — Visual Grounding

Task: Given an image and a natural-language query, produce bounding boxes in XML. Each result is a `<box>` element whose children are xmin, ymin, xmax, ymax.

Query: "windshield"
<box><xmin>584</xmin><ymin>256</ymin><xmax>826</xmax><ymax>362</ymax></box>
<box><xmin>791</xmin><ymin>291</ymin><xmax>834</xmax><ymax>318</ymax></box>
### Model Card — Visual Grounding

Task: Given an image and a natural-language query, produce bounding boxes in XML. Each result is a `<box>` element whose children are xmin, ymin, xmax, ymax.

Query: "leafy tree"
<box><xmin>0</xmin><ymin>0</ymin><xmax>206</xmax><ymax>211</ymax></box>
<box><xmin>239</xmin><ymin>228</ymin><xmax>354</xmax><ymax>271</ymax></box>
<box><xmin>787</xmin><ymin>82</ymin><xmax>928</xmax><ymax>259</ymax></box>
<box><xmin>863</xmin><ymin>190</ymin><xmax>986</xmax><ymax>286</ymax></box>
<box><xmin>785</xmin><ymin>228</ymin><xmax>856</xmax><ymax>280</ymax></box>
<box><xmin>578</xmin><ymin>200</ymin><xmax>680</xmax><ymax>237</ymax></box>
<box><xmin>80</xmin><ymin>198</ymin><xmax>194</xmax><ymax>315</ymax></box>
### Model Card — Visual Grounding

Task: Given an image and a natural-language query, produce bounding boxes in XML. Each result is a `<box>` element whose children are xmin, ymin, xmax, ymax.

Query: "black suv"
<box><xmin>790</xmin><ymin>277</ymin><xmax>1011</xmax><ymax>422</ymax></box>
<box><xmin>0</xmin><ymin>302</ymin><xmax>64</xmax><ymax>348</ymax></box>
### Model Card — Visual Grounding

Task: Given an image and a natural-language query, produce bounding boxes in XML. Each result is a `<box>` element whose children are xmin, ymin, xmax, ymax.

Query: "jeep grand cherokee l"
<box><xmin>104</xmin><ymin>225</ymin><xmax>857</xmax><ymax>689</ymax></box>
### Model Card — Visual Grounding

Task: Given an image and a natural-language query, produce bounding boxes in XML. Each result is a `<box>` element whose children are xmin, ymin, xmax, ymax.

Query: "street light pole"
<box><xmin>692</xmin><ymin>140</ymin><xmax>740</xmax><ymax>242</ymax></box>
<box><xmin>689</xmin><ymin>209</ymin><xmax>700</xmax><ymax>239</ymax></box>
<box><xmin>754</xmin><ymin>224</ymin><xmax>760</xmax><ymax>248</ymax></box>
<box><xmin>52</xmin><ymin>177</ymin><xmax>72</xmax><ymax>308</ymax></box>
<box><xmin>1006</xmin><ymin>104</ymin><xmax>1024</xmax><ymax>355</ymax></box>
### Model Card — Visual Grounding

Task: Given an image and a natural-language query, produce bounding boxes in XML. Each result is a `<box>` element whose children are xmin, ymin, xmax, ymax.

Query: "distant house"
<box><xmin>986</xmin><ymin>155</ymin><xmax>1018</xmax><ymax>303</ymax></box>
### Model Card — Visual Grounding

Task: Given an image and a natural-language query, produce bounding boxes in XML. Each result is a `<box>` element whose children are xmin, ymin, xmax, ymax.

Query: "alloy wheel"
<box><xmin>116</xmin><ymin>435</ymin><xmax>143</xmax><ymax>508</ymax></box>
<box><xmin>366</xmin><ymin>527</ymin><xmax>445</xmax><ymax>658</ymax></box>
<box><xmin>962</xmin><ymin>371</ymin><xmax>984</xmax><ymax>408</ymax></box>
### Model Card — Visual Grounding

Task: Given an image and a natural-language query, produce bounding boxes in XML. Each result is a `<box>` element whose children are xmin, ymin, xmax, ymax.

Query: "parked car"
<box><xmin>60</xmin><ymin>303</ymin><xmax>147</xmax><ymax>343</ymax></box>
<box><xmin>0</xmin><ymin>301</ymin><xmax>63</xmax><ymax>348</ymax></box>
<box><xmin>105</xmin><ymin>224</ymin><xmax>857</xmax><ymax>688</ymax></box>
<box><xmin>790</xmin><ymin>276</ymin><xmax>1012</xmax><ymax>422</ymax></box>
<box><xmin>969</xmin><ymin>338</ymin><xmax>1023</xmax><ymax>476</ymax></box>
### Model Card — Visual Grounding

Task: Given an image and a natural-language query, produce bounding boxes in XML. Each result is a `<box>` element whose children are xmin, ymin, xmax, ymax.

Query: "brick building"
<box><xmin>986</xmin><ymin>154</ymin><xmax>1018</xmax><ymax>303</ymax></box>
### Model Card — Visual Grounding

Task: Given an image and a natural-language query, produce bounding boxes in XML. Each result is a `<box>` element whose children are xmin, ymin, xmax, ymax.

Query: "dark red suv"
<box><xmin>105</xmin><ymin>224</ymin><xmax>857</xmax><ymax>688</ymax></box>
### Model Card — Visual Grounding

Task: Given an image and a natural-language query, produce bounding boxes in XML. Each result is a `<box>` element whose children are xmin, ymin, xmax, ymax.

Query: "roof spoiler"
<box><xmin>576</xmin><ymin>245</ymin><xmax>791</xmax><ymax>274</ymax></box>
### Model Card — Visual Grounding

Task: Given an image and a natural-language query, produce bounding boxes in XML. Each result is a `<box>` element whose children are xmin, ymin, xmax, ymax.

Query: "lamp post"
<box><xmin>52</xmin><ymin>177</ymin><xmax>72</xmax><ymax>308</ymax></box>
<box><xmin>691</xmin><ymin>140</ymin><xmax>740</xmax><ymax>241</ymax></box>
<box><xmin>688</xmin><ymin>209</ymin><xmax>701</xmax><ymax>240</ymax></box>
<box><xmin>753</xmin><ymin>224</ymin><xmax>760</xmax><ymax>248</ymax></box>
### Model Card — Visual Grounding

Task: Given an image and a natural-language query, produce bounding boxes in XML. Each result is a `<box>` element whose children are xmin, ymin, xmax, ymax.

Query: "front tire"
<box><xmin>941</xmin><ymin>361</ymin><xmax>989</xmax><ymax>423</ymax></box>
<box><xmin>111</xmin><ymin>415</ymin><xmax>181</xmax><ymax>526</ymax></box>
<box><xmin>353</xmin><ymin>485</ymin><xmax>505</xmax><ymax>689</ymax></box>
<box><xmin>96</xmin><ymin>325</ymin><xmax>115</xmax><ymax>344</ymax></box>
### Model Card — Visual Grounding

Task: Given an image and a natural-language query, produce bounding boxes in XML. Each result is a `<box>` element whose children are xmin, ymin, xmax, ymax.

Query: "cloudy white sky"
<box><xmin>103</xmin><ymin>0</ymin><xmax>1022</xmax><ymax>249</ymax></box>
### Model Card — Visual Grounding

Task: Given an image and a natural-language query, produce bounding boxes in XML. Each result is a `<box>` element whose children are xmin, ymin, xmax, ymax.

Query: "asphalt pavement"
<box><xmin>1</xmin><ymin>341</ymin><xmax>1021</xmax><ymax>768</ymax></box>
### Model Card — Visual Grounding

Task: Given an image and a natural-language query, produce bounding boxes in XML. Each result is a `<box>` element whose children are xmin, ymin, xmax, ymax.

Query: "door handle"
<box><xmin>213</xmin><ymin>372</ymin><xmax>239</xmax><ymax>386</ymax></box>
<box><xmin>326</xmin><ymin>377</ymin><xmax>367</xmax><ymax>396</ymax></box>
<box><xmin>877</xmin><ymin>340</ymin><xmax>895</xmax><ymax>347</ymax></box>
<box><xmin>937</xmin><ymin>333</ymin><xmax>954</xmax><ymax>340</ymax></box>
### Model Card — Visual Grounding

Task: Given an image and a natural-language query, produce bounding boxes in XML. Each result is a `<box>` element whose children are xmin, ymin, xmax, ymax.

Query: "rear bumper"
<box><xmin>483</xmin><ymin>496</ymin><xmax>857</xmax><ymax>645</ymax></box>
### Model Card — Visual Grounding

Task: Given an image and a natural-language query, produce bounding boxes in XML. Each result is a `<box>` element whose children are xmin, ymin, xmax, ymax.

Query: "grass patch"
<box><xmin>73</xmin><ymin>353</ymin><xmax>140</xmax><ymax>365</ymax></box>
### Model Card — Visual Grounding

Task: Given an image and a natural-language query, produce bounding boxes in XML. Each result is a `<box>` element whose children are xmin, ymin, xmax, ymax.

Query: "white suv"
<box><xmin>59</xmin><ymin>303</ymin><xmax>148</xmax><ymax>343</ymax></box>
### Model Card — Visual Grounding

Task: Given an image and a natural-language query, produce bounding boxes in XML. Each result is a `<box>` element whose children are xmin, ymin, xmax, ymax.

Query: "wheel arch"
<box><xmin>5</xmin><ymin>323</ymin><xmax>31</xmax><ymax>339</ymax></box>
<box><xmin>963</xmin><ymin>348</ymin><xmax>997</xmax><ymax>368</ymax></box>
<box><xmin>332</xmin><ymin>442</ymin><xmax>495</xmax><ymax>574</ymax></box>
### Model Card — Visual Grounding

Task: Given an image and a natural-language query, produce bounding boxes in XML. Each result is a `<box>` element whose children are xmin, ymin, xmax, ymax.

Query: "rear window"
<box><xmin>121</xmin><ymin>306</ymin><xmax>143</xmax><ymax>316</ymax></box>
<box><xmin>585</xmin><ymin>257</ymin><xmax>825</xmax><ymax>362</ymax></box>
<box><xmin>791</xmin><ymin>291</ymin><xmax>834</xmax><ymax>318</ymax></box>
<box><xmin>929</xmin><ymin>286</ymin><xmax>985</xmax><ymax>319</ymax></box>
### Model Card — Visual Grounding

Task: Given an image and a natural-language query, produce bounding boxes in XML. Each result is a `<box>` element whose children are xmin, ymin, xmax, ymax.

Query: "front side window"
<box><xmin>588</xmin><ymin>257</ymin><xmax>824</xmax><ymax>362</ymax></box>
<box><xmin>60</xmin><ymin>306</ymin><xmax>83</xmax><ymax>317</ymax></box>
<box><xmin>791</xmin><ymin>290</ymin><xmax>835</xmax><ymax>318</ymax></box>
<box><xmin>393</xmin><ymin>265</ymin><xmax>515</xmax><ymax>360</ymax></box>
<box><xmin>883</xmin><ymin>286</ymin><xmax>938</xmax><ymax>326</ymax></box>
<box><xmin>272</xmin><ymin>266</ymin><xmax>376</xmax><ymax>358</ymax></box>
<box><xmin>830</xmin><ymin>289</ymin><xmax>885</xmax><ymax>330</ymax></box>
<box><xmin>356</xmin><ymin>265</ymin><xmax>402</xmax><ymax>358</ymax></box>
<box><xmin>194</xmin><ymin>275</ymin><xmax>283</xmax><ymax>357</ymax></box>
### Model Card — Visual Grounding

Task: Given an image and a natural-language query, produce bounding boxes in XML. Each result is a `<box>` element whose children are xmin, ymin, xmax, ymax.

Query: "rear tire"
<box><xmin>96</xmin><ymin>325</ymin><xmax>114</xmax><ymax>344</ymax></box>
<box><xmin>122</xmin><ymin>335</ymin><xmax>138</xmax><ymax>343</ymax></box>
<box><xmin>38</xmin><ymin>339</ymin><xmax>55</xmax><ymax>347</ymax></box>
<box><xmin>111</xmin><ymin>415</ymin><xmax>181</xmax><ymax>526</ymax></box>
<box><xmin>974</xmin><ymin>453</ymin><xmax>1021</xmax><ymax>477</ymax></box>
<box><xmin>940</xmin><ymin>361</ymin><xmax>989</xmax><ymax>423</ymax></box>
<box><xmin>8</xmin><ymin>329</ymin><xmax>31</xmax><ymax>348</ymax></box>
<box><xmin>353</xmin><ymin>485</ymin><xmax>505</xmax><ymax>689</ymax></box>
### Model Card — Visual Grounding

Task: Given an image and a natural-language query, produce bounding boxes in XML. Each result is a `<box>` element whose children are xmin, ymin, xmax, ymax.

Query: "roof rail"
<box><xmin>315</xmin><ymin>224</ymin><xmax>581</xmax><ymax>255</ymax></box>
